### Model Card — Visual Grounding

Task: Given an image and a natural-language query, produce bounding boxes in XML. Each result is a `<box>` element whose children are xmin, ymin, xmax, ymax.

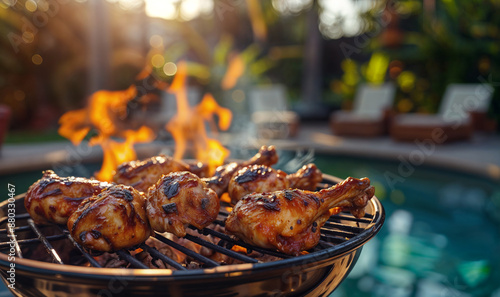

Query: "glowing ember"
<box><xmin>220</xmin><ymin>194</ymin><xmax>232</xmax><ymax>205</ymax></box>
<box><xmin>166</xmin><ymin>61</ymin><xmax>232</xmax><ymax>174</ymax></box>
<box><xmin>58</xmin><ymin>85</ymin><xmax>155</xmax><ymax>181</ymax></box>
<box><xmin>231</xmin><ymin>245</ymin><xmax>248</xmax><ymax>254</ymax></box>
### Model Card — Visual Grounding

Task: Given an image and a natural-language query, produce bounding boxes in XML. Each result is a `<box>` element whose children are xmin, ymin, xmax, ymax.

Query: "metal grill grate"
<box><xmin>0</xmin><ymin>180</ymin><xmax>377</xmax><ymax>272</ymax></box>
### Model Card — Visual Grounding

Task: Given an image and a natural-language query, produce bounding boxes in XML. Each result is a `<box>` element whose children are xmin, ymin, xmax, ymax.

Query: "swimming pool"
<box><xmin>309</xmin><ymin>153</ymin><xmax>500</xmax><ymax>297</ymax></box>
<box><xmin>1</xmin><ymin>151</ymin><xmax>499</xmax><ymax>297</ymax></box>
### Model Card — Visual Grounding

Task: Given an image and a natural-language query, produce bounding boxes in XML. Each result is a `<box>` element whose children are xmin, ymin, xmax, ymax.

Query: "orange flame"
<box><xmin>166</xmin><ymin>61</ymin><xmax>232</xmax><ymax>174</ymax></box>
<box><xmin>59</xmin><ymin>60</ymin><xmax>233</xmax><ymax>181</ymax></box>
<box><xmin>58</xmin><ymin>85</ymin><xmax>155</xmax><ymax>181</ymax></box>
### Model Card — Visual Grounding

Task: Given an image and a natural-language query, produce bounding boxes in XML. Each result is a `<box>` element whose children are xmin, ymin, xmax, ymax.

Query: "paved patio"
<box><xmin>1</xmin><ymin>123</ymin><xmax>499</xmax><ymax>181</ymax></box>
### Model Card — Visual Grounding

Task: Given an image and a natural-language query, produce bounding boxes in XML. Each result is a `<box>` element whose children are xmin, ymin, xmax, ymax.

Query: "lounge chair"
<box><xmin>390</xmin><ymin>83</ymin><xmax>494</xmax><ymax>143</ymax></box>
<box><xmin>330</xmin><ymin>83</ymin><xmax>396</xmax><ymax>137</ymax></box>
<box><xmin>249</xmin><ymin>84</ymin><xmax>299</xmax><ymax>139</ymax></box>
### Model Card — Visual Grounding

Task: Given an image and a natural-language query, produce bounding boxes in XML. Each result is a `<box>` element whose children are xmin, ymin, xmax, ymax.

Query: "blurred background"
<box><xmin>0</xmin><ymin>0</ymin><xmax>499</xmax><ymax>139</ymax></box>
<box><xmin>1</xmin><ymin>1</ymin><xmax>500</xmax><ymax>297</ymax></box>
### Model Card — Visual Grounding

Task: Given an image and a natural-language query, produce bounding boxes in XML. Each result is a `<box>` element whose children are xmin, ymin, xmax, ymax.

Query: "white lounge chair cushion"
<box><xmin>353</xmin><ymin>83</ymin><xmax>396</xmax><ymax>117</ymax></box>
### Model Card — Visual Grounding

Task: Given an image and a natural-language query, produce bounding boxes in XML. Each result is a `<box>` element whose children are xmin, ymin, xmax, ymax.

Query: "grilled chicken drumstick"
<box><xmin>25</xmin><ymin>170</ymin><xmax>110</xmax><ymax>225</ymax></box>
<box><xmin>225</xmin><ymin>177</ymin><xmax>374</xmax><ymax>255</ymax></box>
<box><xmin>67</xmin><ymin>184</ymin><xmax>151</xmax><ymax>252</ymax></box>
<box><xmin>228</xmin><ymin>164</ymin><xmax>323</xmax><ymax>204</ymax></box>
<box><xmin>146</xmin><ymin>171</ymin><xmax>219</xmax><ymax>237</ymax></box>
<box><xmin>203</xmin><ymin>145</ymin><xmax>278</xmax><ymax>197</ymax></box>
<box><xmin>113</xmin><ymin>155</ymin><xmax>208</xmax><ymax>192</ymax></box>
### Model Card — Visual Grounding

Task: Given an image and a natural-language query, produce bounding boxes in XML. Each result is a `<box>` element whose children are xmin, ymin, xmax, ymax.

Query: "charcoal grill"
<box><xmin>0</xmin><ymin>174</ymin><xmax>384</xmax><ymax>297</ymax></box>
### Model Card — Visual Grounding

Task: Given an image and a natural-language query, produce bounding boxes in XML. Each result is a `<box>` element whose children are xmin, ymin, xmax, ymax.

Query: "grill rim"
<box><xmin>0</xmin><ymin>174</ymin><xmax>385</xmax><ymax>281</ymax></box>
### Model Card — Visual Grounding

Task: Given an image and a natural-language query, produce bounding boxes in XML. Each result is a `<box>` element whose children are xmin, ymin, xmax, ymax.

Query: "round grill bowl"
<box><xmin>0</xmin><ymin>174</ymin><xmax>384</xmax><ymax>297</ymax></box>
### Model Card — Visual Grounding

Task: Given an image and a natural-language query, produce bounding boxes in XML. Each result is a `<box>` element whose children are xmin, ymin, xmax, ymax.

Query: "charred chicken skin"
<box><xmin>67</xmin><ymin>184</ymin><xmax>151</xmax><ymax>252</ymax></box>
<box><xmin>25</xmin><ymin>170</ymin><xmax>110</xmax><ymax>225</ymax></box>
<box><xmin>228</xmin><ymin>164</ymin><xmax>323</xmax><ymax>204</ymax></box>
<box><xmin>113</xmin><ymin>155</ymin><xmax>208</xmax><ymax>193</ymax></box>
<box><xmin>225</xmin><ymin>177</ymin><xmax>374</xmax><ymax>255</ymax></box>
<box><xmin>146</xmin><ymin>171</ymin><xmax>219</xmax><ymax>237</ymax></box>
<box><xmin>204</xmin><ymin>146</ymin><xmax>279</xmax><ymax>197</ymax></box>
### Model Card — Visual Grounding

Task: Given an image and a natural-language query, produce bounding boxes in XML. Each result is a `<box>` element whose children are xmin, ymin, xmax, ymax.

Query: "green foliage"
<box><xmin>4</xmin><ymin>129</ymin><xmax>65</xmax><ymax>144</ymax></box>
<box><xmin>378</xmin><ymin>0</ymin><xmax>500</xmax><ymax>116</ymax></box>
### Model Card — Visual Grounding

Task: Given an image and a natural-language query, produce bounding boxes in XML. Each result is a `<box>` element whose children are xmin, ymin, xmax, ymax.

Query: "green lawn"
<box><xmin>3</xmin><ymin>130</ymin><xmax>67</xmax><ymax>144</ymax></box>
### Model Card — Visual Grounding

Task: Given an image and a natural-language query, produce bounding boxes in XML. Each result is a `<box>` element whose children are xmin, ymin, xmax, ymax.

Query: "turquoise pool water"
<box><xmin>308</xmin><ymin>154</ymin><xmax>500</xmax><ymax>297</ymax></box>
<box><xmin>1</xmin><ymin>152</ymin><xmax>499</xmax><ymax>297</ymax></box>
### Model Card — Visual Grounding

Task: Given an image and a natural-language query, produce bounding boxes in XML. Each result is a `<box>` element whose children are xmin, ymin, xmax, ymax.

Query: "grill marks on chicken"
<box><xmin>67</xmin><ymin>185</ymin><xmax>151</xmax><ymax>252</ymax></box>
<box><xmin>113</xmin><ymin>155</ymin><xmax>208</xmax><ymax>192</ymax></box>
<box><xmin>203</xmin><ymin>145</ymin><xmax>279</xmax><ymax>196</ymax></box>
<box><xmin>25</xmin><ymin>170</ymin><xmax>110</xmax><ymax>225</ymax></box>
<box><xmin>286</xmin><ymin>164</ymin><xmax>324</xmax><ymax>191</ymax></box>
<box><xmin>228</xmin><ymin>164</ymin><xmax>323</xmax><ymax>204</ymax></box>
<box><xmin>25</xmin><ymin>146</ymin><xmax>376</xmax><ymax>258</ymax></box>
<box><xmin>146</xmin><ymin>171</ymin><xmax>220</xmax><ymax>237</ymax></box>
<box><xmin>225</xmin><ymin>177</ymin><xmax>374</xmax><ymax>255</ymax></box>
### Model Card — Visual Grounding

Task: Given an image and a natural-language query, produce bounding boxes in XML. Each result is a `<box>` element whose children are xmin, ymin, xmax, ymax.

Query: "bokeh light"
<box><xmin>318</xmin><ymin>0</ymin><xmax>378</xmax><ymax>39</ymax></box>
<box><xmin>397</xmin><ymin>98</ymin><xmax>413</xmax><ymax>113</ymax></box>
<box><xmin>145</xmin><ymin>0</ymin><xmax>177</xmax><ymax>20</ymax></box>
<box><xmin>163</xmin><ymin>62</ymin><xmax>177</xmax><ymax>76</ymax></box>
<box><xmin>118</xmin><ymin>0</ymin><xmax>142</xmax><ymax>10</ymax></box>
<box><xmin>149</xmin><ymin>35</ymin><xmax>163</xmax><ymax>48</ymax></box>
<box><xmin>390</xmin><ymin>189</ymin><xmax>405</xmax><ymax>205</ymax></box>
<box><xmin>25</xmin><ymin>0</ymin><xmax>37</xmax><ymax>12</ymax></box>
<box><xmin>31</xmin><ymin>54</ymin><xmax>43</xmax><ymax>65</ymax></box>
<box><xmin>22</xmin><ymin>32</ymin><xmax>34</xmax><ymax>43</ymax></box>
<box><xmin>389</xmin><ymin>60</ymin><xmax>403</xmax><ymax>79</ymax></box>
<box><xmin>272</xmin><ymin>0</ymin><xmax>312</xmax><ymax>15</ymax></box>
<box><xmin>372</xmin><ymin>181</ymin><xmax>386</xmax><ymax>200</ymax></box>
<box><xmin>231</xmin><ymin>89</ymin><xmax>245</xmax><ymax>103</ymax></box>
<box><xmin>151</xmin><ymin>54</ymin><xmax>165</xmax><ymax>68</ymax></box>
<box><xmin>397</xmin><ymin>71</ymin><xmax>416</xmax><ymax>92</ymax></box>
<box><xmin>144</xmin><ymin>0</ymin><xmax>213</xmax><ymax>20</ymax></box>
<box><xmin>180</xmin><ymin>0</ymin><xmax>213</xmax><ymax>21</ymax></box>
